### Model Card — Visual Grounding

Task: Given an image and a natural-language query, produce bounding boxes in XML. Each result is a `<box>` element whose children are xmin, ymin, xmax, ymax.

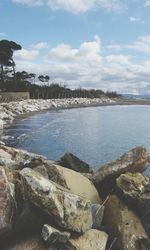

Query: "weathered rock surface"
<box><xmin>65</xmin><ymin>229</ymin><xmax>108</xmax><ymax>250</ymax></box>
<box><xmin>91</xmin><ymin>147</ymin><xmax>149</xmax><ymax>196</ymax></box>
<box><xmin>0</xmin><ymin>166</ymin><xmax>16</xmax><ymax>236</ymax></box>
<box><xmin>2</xmin><ymin>236</ymin><xmax>57</xmax><ymax>250</ymax></box>
<box><xmin>54</xmin><ymin>164</ymin><xmax>102</xmax><ymax>204</ymax></box>
<box><xmin>58</xmin><ymin>152</ymin><xmax>93</xmax><ymax>173</ymax></box>
<box><xmin>42</xmin><ymin>224</ymin><xmax>71</xmax><ymax>244</ymax></box>
<box><xmin>28</xmin><ymin>159</ymin><xmax>101</xmax><ymax>204</ymax></box>
<box><xmin>117</xmin><ymin>172</ymin><xmax>150</xmax><ymax>234</ymax></box>
<box><xmin>0</xmin><ymin>145</ymin><xmax>46</xmax><ymax>170</ymax></box>
<box><xmin>104</xmin><ymin>195</ymin><xmax>150</xmax><ymax>250</ymax></box>
<box><xmin>91</xmin><ymin>204</ymin><xmax>104</xmax><ymax>230</ymax></box>
<box><xmin>20</xmin><ymin>168</ymin><xmax>92</xmax><ymax>233</ymax></box>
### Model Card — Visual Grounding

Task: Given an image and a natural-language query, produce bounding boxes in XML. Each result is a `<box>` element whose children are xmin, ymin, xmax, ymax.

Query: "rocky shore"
<box><xmin>0</xmin><ymin>144</ymin><xmax>150</xmax><ymax>249</ymax></box>
<box><xmin>1</xmin><ymin>97</ymin><xmax>150</xmax><ymax>249</ymax></box>
<box><xmin>0</xmin><ymin>97</ymin><xmax>116</xmax><ymax>131</ymax></box>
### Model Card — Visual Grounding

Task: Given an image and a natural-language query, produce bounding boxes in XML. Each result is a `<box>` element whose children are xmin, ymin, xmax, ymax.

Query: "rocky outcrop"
<box><xmin>117</xmin><ymin>172</ymin><xmax>150</xmax><ymax>234</ymax></box>
<box><xmin>0</xmin><ymin>166</ymin><xmax>16</xmax><ymax>236</ymax></box>
<box><xmin>104</xmin><ymin>195</ymin><xmax>150</xmax><ymax>250</ymax></box>
<box><xmin>91</xmin><ymin>147</ymin><xmax>149</xmax><ymax>196</ymax></box>
<box><xmin>0</xmin><ymin>144</ymin><xmax>150</xmax><ymax>249</ymax></box>
<box><xmin>58</xmin><ymin>152</ymin><xmax>93</xmax><ymax>173</ymax></box>
<box><xmin>20</xmin><ymin>168</ymin><xmax>93</xmax><ymax>233</ymax></box>
<box><xmin>65</xmin><ymin>229</ymin><xmax>108</xmax><ymax>250</ymax></box>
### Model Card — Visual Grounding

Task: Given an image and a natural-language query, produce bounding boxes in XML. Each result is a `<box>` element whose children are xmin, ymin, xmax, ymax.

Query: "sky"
<box><xmin>1</xmin><ymin>1</ymin><xmax>150</xmax><ymax>94</ymax></box>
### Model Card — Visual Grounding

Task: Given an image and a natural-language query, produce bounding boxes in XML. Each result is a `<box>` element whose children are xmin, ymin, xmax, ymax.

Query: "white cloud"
<box><xmin>106</xmin><ymin>36</ymin><xmax>150</xmax><ymax>53</ymax></box>
<box><xmin>129</xmin><ymin>16</ymin><xmax>140</xmax><ymax>23</ymax></box>
<box><xmin>12</xmin><ymin>0</ymin><xmax>127</xmax><ymax>13</ymax></box>
<box><xmin>32</xmin><ymin>42</ymin><xmax>49</xmax><ymax>49</ymax></box>
<box><xmin>105</xmin><ymin>55</ymin><xmax>130</xmax><ymax>64</ymax></box>
<box><xmin>14</xmin><ymin>36</ymin><xmax>150</xmax><ymax>94</ymax></box>
<box><xmin>144</xmin><ymin>0</ymin><xmax>150</xmax><ymax>6</ymax></box>
<box><xmin>14</xmin><ymin>49</ymin><xmax>39</xmax><ymax>61</ymax></box>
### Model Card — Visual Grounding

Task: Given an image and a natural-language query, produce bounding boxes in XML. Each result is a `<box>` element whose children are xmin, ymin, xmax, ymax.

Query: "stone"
<box><xmin>104</xmin><ymin>195</ymin><xmax>150</xmax><ymax>250</ymax></box>
<box><xmin>31</xmin><ymin>160</ymin><xmax>101</xmax><ymax>204</ymax></box>
<box><xmin>91</xmin><ymin>204</ymin><xmax>104</xmax><ymax>230</ymax></box>
<box><xmin>41</xmin><ymin>224</ymin><xmax>71</xmax><ymax>244</ymax></box>
<box><xmin>0</xmin><ymin>145</ymin><xmax>46</xmax><ymax>170</ymax></box>
<box><xmin>58</xmin><ymin>152</ymin><xmax>93</xmax><ymax>173</ymax></box>
<box><xmin>54</xmin><ymin>164</ymin><xmax>102</xmax><ymax>204</ymax></box>
<box><xmin>2</xmin><ymin>236</ymin><xmax>57</xmax><ymax>250</ymax></box>
<box><xmin>20</xmin><ymin>168</ymin><xmax>92</xmax><ymax>233</ymax></box>
<box><xmin>116</xmin><ymin>172</ymin><xmax>150</xmax><ymax>234</ymax></box>
<box><xmin>0</xmin><ymin>166</ymin><xmax>16</xmax><ymax>236</ymax></box>
<box><xmin>0</xmin><ymin>119</ymin><xmax>4</xmax><ymax>129</ymax></box>
<box><xmin>65</xmin><ymin>229</ymin><xmax>108</xmax><ymax>250</ymax></box>
<box><xmin>91</xmin><ymin>147</ymin><xmax>149</xmax><ymax>196</ymax></box>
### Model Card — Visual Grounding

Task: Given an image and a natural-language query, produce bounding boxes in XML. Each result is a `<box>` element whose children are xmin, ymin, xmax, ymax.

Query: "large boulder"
<box><xmin>117</xmin><ymin>172</ymin><xmax>150</xmax><ymax>234</ymax></box>
<box><xmin>0</xmin><ymin>166</ymin><xmax>16</xmax><ymax>237</ymax></box>
<box><xmin>58</xmin><ymin>152</ymin><xmax>93</xmax><ymax>173</ymax></box>
<box><xmin>30</xmin><ymin>160</ymin><xmax>101</xmax><ymax>204</ymax></box>
<box><xmin>91</xmin><ymin>147</ymin><xmax>149</xmax><ymax>196</ymax></box>
<box><xmin>104</xmin><ymin>195</ymin><xmax>150</xmax><ymax>250</ymax></box>
<box><xmin>20</xmin><ymin>168</ymin><xmax>92</xmax><ymax>233</ymax></box>
<box><xmin>65</xmin><ymin>229</ymin><xmax>108</xmax><ymax>250</ymax></box>
<box><xmin>54</xmin><ymin>164</ymin><xmax>102</xmax><ymax>204</ymax></box>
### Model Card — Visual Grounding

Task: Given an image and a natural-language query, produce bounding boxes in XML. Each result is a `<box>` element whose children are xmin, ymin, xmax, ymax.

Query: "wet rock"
<box><xmin>42</xmin><ymin>224</ymin><xmax>71</xmax><ymax>244</ymax></box>
<box><xmin>20</xmin><ymin>168</ymin><xmax>92</xmax><ymax>233</ymax></box>
<box><xmin>117</xmin><ymin>172</ymin><xmax>150</xmax><ymax>234</ymax></box>
<box><xmin>0</xmin><ymin>166</ymin><xmax>16</xmax><ymax>236</ymax></box>
<box><xmin>58</xmin><ymin>152</ymin><xmax>93</xmax><ymax>173</ymax></box>
<box><xmin>91</xmin><ymin>204</ymin><xmax>104</xmax><ymax>230</ymax></box>
<box><xmin>65</xmin><ymin>229</ymin><xmax>108</xmax><ymax>250</ymax></box>
<box><xmin>91</xmin><ymin>147</ymin><xmax>149</xmax><ymax>196</ymax></box>
<box><xmin>104</xmin><ymin>195</ymin><xmax>150</xmax><ymax>250</ymax></box>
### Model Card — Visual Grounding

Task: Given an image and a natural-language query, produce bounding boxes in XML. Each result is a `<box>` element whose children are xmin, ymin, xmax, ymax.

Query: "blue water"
<box><xmin>3</xmin><ymin>105</ymin><xmax>150</xmax><ymax>169</ymax></box>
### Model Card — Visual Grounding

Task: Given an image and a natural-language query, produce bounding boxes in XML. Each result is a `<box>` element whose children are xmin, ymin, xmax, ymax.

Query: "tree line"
<box><xmin>0</xmin><ymin>40</ymin><xmax>120</xmax><ymax>99</ymax></box>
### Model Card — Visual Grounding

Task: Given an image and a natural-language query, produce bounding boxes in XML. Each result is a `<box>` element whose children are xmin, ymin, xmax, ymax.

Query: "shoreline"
<box><xmin>1</xmin><ymin>97</ymin><xmax>150</xmax><ymax>143</ymax></box>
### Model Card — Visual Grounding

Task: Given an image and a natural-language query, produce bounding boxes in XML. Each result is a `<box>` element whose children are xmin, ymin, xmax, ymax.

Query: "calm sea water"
<box><xmin>3</xmin><ymin>105</ymin><xmax>150</xmax><ymax>170</ymax></box>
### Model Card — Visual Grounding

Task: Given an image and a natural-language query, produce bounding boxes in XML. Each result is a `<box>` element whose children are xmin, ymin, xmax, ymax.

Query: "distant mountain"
<box><xmin>122</xmin><ymin>94</ymin><xmax>150</xmax><ymax>100</ymax></box>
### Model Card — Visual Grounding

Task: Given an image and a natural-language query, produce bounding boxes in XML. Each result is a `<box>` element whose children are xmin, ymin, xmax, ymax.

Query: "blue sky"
<box><xmin>1</xmin><ymin>0</ymin><xmax>150</xmax><ymax>94</ymax></box>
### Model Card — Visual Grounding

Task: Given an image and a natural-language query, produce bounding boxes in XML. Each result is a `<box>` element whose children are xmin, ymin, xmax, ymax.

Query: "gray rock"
<box><xmin>41</xmin><ymin>224</ymin><xmax>71</xmax><ymax>244</ymax></box>
<box><xmin>91</xmin><ymin>147</ymin><xmax>149</xmax><ymax>196</ymax></box>
<box><xmin>64</xmin><ymin>229</ymin><xmax>108</xmax><ymax>250</ymax></box>
<box><xmin>104</xmin><ymin>195</ymin><xmax>150</xmax><ymax>250</ymax></box>
<box><xmin>0</xmin><ymin>166</ymin><xmax>16</xmax><ymax>236</ymax></box>
<box><xmin>20</xmin><ymin>168</ymin><xmax>92</xmax><ymax>233</ymax></box>
<box><xmin>91</xmin><ymin>204</ymin><xmax>104</xmax><ymax>230</ymax></box>
<box><xmin>117</xmin><ymin>172</ymin><xmax>150</xmax><ymax>234</ymax></box>
<box><xmin>58</xmin><ymin>152</ymin><xmax>93</xmax><ymax>173</ymax></box>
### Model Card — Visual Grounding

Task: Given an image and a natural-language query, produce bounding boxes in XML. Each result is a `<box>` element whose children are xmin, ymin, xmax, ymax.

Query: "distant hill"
<box><xmin>123</xmin><ymin>94</ymin><xmax>150</xmax><ymax>100</ymax></box>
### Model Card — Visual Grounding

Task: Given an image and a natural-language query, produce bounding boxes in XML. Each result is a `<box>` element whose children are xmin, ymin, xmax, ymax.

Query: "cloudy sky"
<box><xmin>1</xmin><ymin>0</ymin><xmax>150</xmax><ymax>94</ymax></box>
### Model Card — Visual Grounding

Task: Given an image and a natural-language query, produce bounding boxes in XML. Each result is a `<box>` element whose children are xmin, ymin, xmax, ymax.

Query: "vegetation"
<box><xmin>0</xmin><ymin>40</ymin><xmax>120</xmax><ymax>99</ymax></box>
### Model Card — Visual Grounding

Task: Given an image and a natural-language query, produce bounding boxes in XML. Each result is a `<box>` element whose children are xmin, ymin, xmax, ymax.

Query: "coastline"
<box><xmin>1</xmin><ymin>97</ymin><xmax>150</xmax><ymax>143</ymax></box>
